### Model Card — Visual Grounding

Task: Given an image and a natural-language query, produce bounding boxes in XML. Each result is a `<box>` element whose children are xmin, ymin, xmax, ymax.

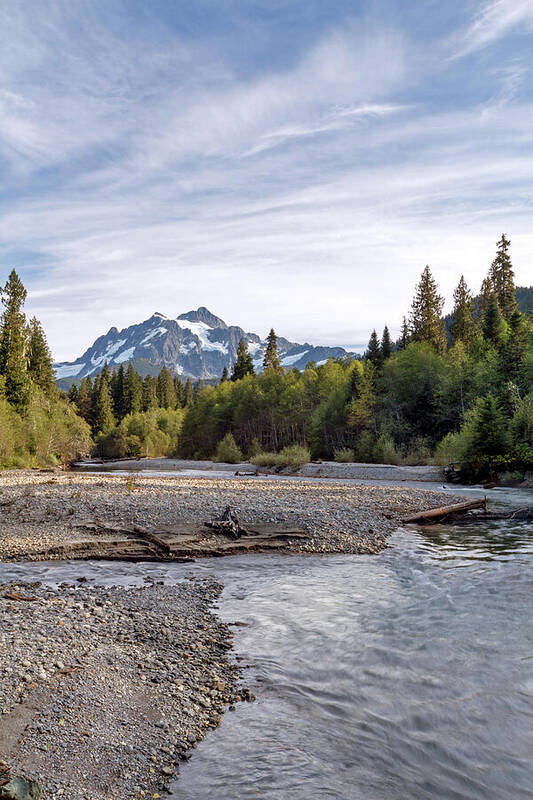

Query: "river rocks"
<box><xmin>0</xmin><ymin>580</ymin><xmax>243</xmax><ymax>799</ymax></box>
<box><xmin>0</xmin><ymin>471</ymin><xmax>459</xmax><ymax>562</ymax></box>
<box><xmin>0</xmin><ymin>778</ymin><xmax>41</xmax><ymax>800</ymax></box>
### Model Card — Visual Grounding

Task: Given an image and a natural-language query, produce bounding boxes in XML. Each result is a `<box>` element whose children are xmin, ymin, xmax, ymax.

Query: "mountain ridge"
<box><xmin>54</xmin><ymin>307</ymin><xmax>351</xmax><ymax>384</ymax></box>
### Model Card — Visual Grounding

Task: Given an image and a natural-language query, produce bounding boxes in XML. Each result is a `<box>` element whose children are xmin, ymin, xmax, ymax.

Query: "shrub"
<box><xmin>373</xmin><ymin>434</ymin><xmax>400</xmax><ymax>465</ymax></box>
<box><xmin>251</xmin><ymin>444</ymin><xmax>310</xmax><ymax>469</ymax></box>
<box><xmin>247</xmin><ymin>437</ymin><xmax>263</xmax><ymax>459</ymax></box>
<box><xmin>215</xmin><ymin>433</ymin><xmax>243</xmax><ymax>464</ymax></box>
<box><xmin>333</xmin><ymin>447</ymin><xmax>355</xmax><ymax>463</ymax></box>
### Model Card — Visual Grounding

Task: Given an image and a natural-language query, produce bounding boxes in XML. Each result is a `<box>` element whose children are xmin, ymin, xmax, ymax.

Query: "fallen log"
<box><xmin>402</xmin><ymin>498</ymin><xmax>486</xmax><ymax>524</ymax></box>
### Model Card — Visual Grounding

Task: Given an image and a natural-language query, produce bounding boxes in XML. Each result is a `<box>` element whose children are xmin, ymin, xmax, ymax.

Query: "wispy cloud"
<box><xmin>454</xmin><ymin>0</ymin><xmax>533</xmax><ymax>57</ymax></box>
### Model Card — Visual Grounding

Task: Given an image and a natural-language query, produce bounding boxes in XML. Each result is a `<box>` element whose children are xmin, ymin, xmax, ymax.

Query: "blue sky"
<box><xmin>0</xmin><ymin>0</ymin><xmax>532</xmax><ymax>360</ymax></box>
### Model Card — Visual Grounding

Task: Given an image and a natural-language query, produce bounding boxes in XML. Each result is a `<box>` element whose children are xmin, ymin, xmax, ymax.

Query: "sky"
<box><xmin>0</xmin><ymin>0</ymin><xmax>532</xmax><ymax>361</ymax></box>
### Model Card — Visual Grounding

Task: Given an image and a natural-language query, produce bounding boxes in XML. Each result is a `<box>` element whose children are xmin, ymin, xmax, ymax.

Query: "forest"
<box><xmin>1</xmin><ymin>234</ymin><xmax>532</xmax><ymax>480</ymax></box>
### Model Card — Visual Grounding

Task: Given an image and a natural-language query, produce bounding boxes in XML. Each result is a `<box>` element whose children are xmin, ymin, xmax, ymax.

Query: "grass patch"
<box><xmin>251</xmin><ymin>444</ymin><xmax>310</xmax><ymax>469</ymax></box>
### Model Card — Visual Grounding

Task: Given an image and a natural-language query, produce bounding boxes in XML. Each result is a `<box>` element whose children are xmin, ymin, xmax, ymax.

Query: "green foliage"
<box><xmin>366</xmin><ymin>330</ymin><xmax>381</xmax><ymax>367</ymax></box>
<box><xmin>409</xmin><ymin>265</ymin><xmax>447</xmax><ymax>354</ymax></box>
<box><xmin>96</xmin><ymin>407</ymin><xmax>184</xmax><ymax>458</ymax></box>
<box><xmin>489</xmin><ymin>233</ymin><xmax>517</xmax><ymax>320</ymax></box>
<box><xmin>450</xmin><ymin>276</ymin><xmax>478</xmax><ymax>347</ymax></box>
<box><xmin>333</xmin><ymin>447</ymin><xmax>355</xmax><ymax>462</ymax></box>
<box><xmin>263</xmin><ymin>328</ymin><xmax>282</xmax><ymax>372</ymax></box>
<box><xmin>0</xmin><ymin>270</ymin><xmax>31</xmax><ymax>411</ymax></box>
<box><xmin>231</xmin><ymin>338</ymin><xmax>255</xmax><ymax>381</ymax></box>
<box><xmin>27</xmin><ymin>317</ymin><xmax>54</xmax><ymax>394</ymax></box>
<box><xmin>215</xmin><ymin>432</ymin><xmax>243</xmax><ymax>463</ymax></box>
<box><xmin>251</xmin><ymin>444</ymin><xmax>310</xmax><ymax>469</ymax></box>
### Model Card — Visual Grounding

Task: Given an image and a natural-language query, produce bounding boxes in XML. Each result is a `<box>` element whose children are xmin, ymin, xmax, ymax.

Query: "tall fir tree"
<box><xmin>174</xmin><ymin>377</ymin><xmax>185</xmax><ymax>407</ymax></box>
<box><xmin>488</xmin><ymin>234</ymin><xmax>517</xmax><ymax>320</ymax></box>
<box><xmin>0</xmin><ymin>269</ymin><xmax>30</xmax><ymax>411</ymax></box>
<box><xmin>381</xmin><ymin>326</ymin><xmax>392</xmax><ymax>361</ymax></box>
<box><xmin>398</xmin><ymin>316</ymin><xmax>410</xmax><ymax>350</ymax></box>
<box><xmin>482</xmin><ymin>292</ymin><xmax>505</xmax><ymax>345</ymax></box>
<box><xmin>183</xmin><ymin>378</ymin><xmax>194</xmax><ymax>406</ymax></box>
<box><xmin>263</xmin><ymin>328</ymin><xmax>282</xmax><ymax>372</ymax></box>
<box><xmin>142</xmin><ymin>374</ymin><xmax>158</xmax><ymax>411</ymax></box>
<box><xmin>366</xmin><ymin>330</ymin><xmax>382</xmax><ymax>366</ymax></box>
<box><xmin>157</xmin><ymin>366</ymin><xmax>176</xmax><ymax>409</ymax></box>
<box><xmin>478</xmin><ymin>276</ymin><xmax>493</xmax><ymax>319</ymax></box>
<box><xmin>231</xmin><ymin>338</ymin><xmax>255</xmax><ymax>381</ymax></box>
<box><xmin>450</xmin><ymin>275</ymin><xmax>478</xmax><ymax>347</ymax></box>
<box><xmin>27</xmin><ymin>316</ymin><xmax>54</xmax><ymax>394</ymax></box>
<box><xmin>93</xmin><ymin>371</ymin><xmax>115</xmax><ymax>434</ymax></box>
<box><xmin>123</xmin><ymin>363</ymin><xmax>143</xmax><ymax>415</ymax></box>
<box><xmin>76</xmin><ymin>376</ymin><xmax>94</xmax><ymax>426</ymax></box>
<box><xmin>111</xmin><ymin>365</ymin><xmax>126</xmax><ymax>420</ymax></box>
<box><xmin>504</xmin><ymin>308</ymin><xmax>527</xmax><ymax>381</ymax></box>
<box><xmin>221</xmin><ymin>366</ymin><xmax>229</xmax><ymax>383</ymax></box>
<box><xmin>409</xmin><ymin>265</ymin><xmax>447</xmax><ymax>354</ymax></box>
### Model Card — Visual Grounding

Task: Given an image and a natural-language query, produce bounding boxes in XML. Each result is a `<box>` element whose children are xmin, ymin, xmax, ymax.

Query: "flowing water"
<box><xmin>3</xmin><ymin>485</ymin><xmax>533</xmax><ymax>799</ymax></box>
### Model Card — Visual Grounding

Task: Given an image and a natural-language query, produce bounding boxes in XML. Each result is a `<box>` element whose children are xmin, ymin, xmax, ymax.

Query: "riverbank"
<box><xmin>0</xmin><ymin>471</ymin><xmax>458</xmax><ymax>562</ymax></box>
<box><xmin>0</xmin><ymin>577</ymin><xmax>245</xmax><ymax>799</ymax></box>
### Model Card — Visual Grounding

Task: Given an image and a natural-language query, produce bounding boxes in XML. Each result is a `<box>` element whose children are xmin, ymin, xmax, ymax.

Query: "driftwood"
<box><xmin>65</xmin><ymin>508</ymin><xmax>309</xmax><ymax>560</ymax></box>
<box><xmin>402</xmin><ymin>498</ymin><xmax>486</xmax><ymax>524</ymax></box>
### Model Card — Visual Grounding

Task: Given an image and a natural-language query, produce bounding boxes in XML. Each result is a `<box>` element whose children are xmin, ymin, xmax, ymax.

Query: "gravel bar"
<box><xmin>0</xmin><ymin>471</ymin><xmax>460</xmax><ymax>561</ymax></box>
<box><xmin>0</xmin><ymin>577</ymin><xmax>246</xmax><ymax>799</ymax></box>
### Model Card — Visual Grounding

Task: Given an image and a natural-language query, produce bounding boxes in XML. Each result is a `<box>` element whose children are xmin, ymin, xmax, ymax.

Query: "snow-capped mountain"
<box><xmin>54</xmin><ymin>307</ymin><xmax>351</xmax><ymax>383</ymax></box>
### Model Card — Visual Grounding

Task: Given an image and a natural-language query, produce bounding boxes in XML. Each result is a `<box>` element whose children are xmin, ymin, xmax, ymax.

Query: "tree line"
<box><xmin>0</xmin><ymin>270</ymin><xmax>91</xmax><ymax>467</ymax></box>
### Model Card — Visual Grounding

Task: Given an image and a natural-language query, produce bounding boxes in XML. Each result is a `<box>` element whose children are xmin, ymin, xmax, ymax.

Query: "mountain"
<box><xmin>54</xmin><ymin>307</ymin><xmax>351</xmax><ymax>384</ymax></box>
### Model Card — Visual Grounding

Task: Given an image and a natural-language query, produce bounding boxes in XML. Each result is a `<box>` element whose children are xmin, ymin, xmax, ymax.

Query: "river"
<box><xmin>3</xmin><ymin>483</ymin><xmax>532</xmax><ymax>799</ymax></box>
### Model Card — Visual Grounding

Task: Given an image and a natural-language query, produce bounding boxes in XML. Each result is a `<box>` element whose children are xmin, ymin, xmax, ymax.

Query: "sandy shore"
<box><xmin>0</xmin><ymin>577</ymin><xmax>246</xmax><ymax>799</ymax></box>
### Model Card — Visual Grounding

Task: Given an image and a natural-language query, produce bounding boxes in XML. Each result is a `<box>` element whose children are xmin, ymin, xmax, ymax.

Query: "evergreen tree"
<box><xmin>231</xmin><ymin>338</ymin><xmax>255</xmax><ymax>381</ymax></box>
<box><xmin>263</xmin><ymin>328</ymin><xmax>282</xmax><ymax>372</ymax></box>
<box><xmin>184</xmin><ymin>378</ymin><xmax>194</xmax><ymax>406</ymax></box>
<box><xmin>76</xmin><ymin>376</ymin><xmax>94</xmax><ymax>426</ymax></box>
<box><xmin>221</xmin><ymin>366</ymin><xmax>229</xmax><ymax>383</ymax></box>
<box><xmin>504</xmin><ymin>309</ymin><xmax>527</xmax><ymax>381</ymax></box>
<box><xmin>93</xmin><ymin>371</ymin><xmax>115</xmax><ymax>434</ymax></box>
<box><xmin>469</xmin><ymin>393</ymin><xmax>509</xmax><ymax>458</ymax></box>
<box><xmin>27</xmin><ymin>316</ymin><xmax>54</xmax><ymax>394</ymax></box>
<box><xmin>0</xmin><ymin>269</ymin><xmax>30</xmax><ymax>410</ymax></box>
<box><xmin>142</xmin><ymin>374</ymin><xmax>158</xmax><ymax>411</ymax></box>
<box><xmin>111</xmin><ymin>365</ymin><xmax>125</xmax><ymax>420</ymax></box>
<box><xmin>450</xmin><ymin>275</ymin><xmax>478</xmax><ymax>346</ymax></box>
<box><xmin>398</xmin><ymin>316</ymin><xmax>410</xmax><ymax>350</ymax></box>
<box><xmin>174</xmin><ymin>377</ymin><xmax>185</xmax><ymax>407</ymax></box>
<box><xmin>123</xmin><ymin>363</ymin><xmax>143</xmax><ymax>415</ymax></box>
<box><xmin>489</xmin><ymin>234</ymin><xmax>517</xmax><ymax>320</ymax></box>
<box><xmin>381</xmin><ymin>326</ymin><xmax>392</xmax><ymax>361</ymax></box>
<box><xmin>366</xmin><ymin>330</ymin><xmax>382</xmax><ymax>366</ymax></box>
<box><xmin>409</xmin><ymin>265</ymin><xmax>446</xmax><ymax>354</ymax></box>
<box><xmin>483</xmin><ymin>292</ymin><xmax>505</xmax><ymax>345</ymax></box>
<box><xmin>67</xmin><ymin>384</ymin><xmax>79</xmax><ymax>405</ymax></box>
<box><xmin>478</xmin><ymin>276</ymin><xmax>493</xmax><ymax>319</ymax></box>
<box><xmin>157</xmin><ymin>366</ymin><xmax>176</xmax><ymax>409</ymax></box>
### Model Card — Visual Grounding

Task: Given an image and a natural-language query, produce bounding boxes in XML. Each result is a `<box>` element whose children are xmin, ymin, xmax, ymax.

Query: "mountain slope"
<box><xmin>54</xmin><ymin>307</ymin><xmax>350</xmax><ymax>383</ymax></box>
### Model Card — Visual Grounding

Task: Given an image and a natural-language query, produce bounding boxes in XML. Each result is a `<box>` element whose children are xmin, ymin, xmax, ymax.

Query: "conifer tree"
<box><xmin>483</xmin><ymin>292</ymin><xmax>505</xmax><ymax>345</ymax></box>
<box><xmin>157</xmin><ymin>366</ymin><xmax>176</xmax><ymax>409</ymax></box>
<box><xmin>504</xmin><ymin>308</ymin><xmax>527</xmax><ymax>380</ymax></box>
<box><xmin>478</xmin><ymin>276</ymin><xmax>493</xmax><ymax>319</ymax></box>
<box><xmin>450</xmin><ymin>275</ymin><xmax>478</xmax><ymax>346</ymax></box>
<box><xmin>94</xmin><ymin>371</ymin><xmax>115</xmax><ymax>434</ymax></box>
<box><xmin>0</xmin><ymin>269</ymin><xmax>30</xmax><ymax>410</ymax></box>
<box><xmin>398</xmin><ymin>316</ymin><xmax>410</xmax><ymax>350</ymax></box>
<box><xmin>124</xmin><ymin>363</ymin><xmax>143</xmax><ymax>415</ymax></box>
<box><xmin>142</xmin><ymin>374</ymin><xmax>158</xmax><ymax>411</ymax></box>
<box><xmin>111</xmin><ymin>365</ymin><xmax>125</xmax><ymax>420</ymax></box>
<box><xmin>68</xmin><ymin>384</ymin><xmax>79</xmax><ymax>405</ymax></box>
<box><xmin>263</xmin><ymin>329</ymin><xmax>282</xmax><ymax>372</ymax></box>
<box><xmin>221</xmin><ymin>366</ymin><xmax>229</xmax><ymax>383</ymax></box>
<box><xmin>76</xmin><ymin>376</ymin><xmax>94</xmax><ymax>425</ymax></box>
<box><xmin>174</xmin><ymin>377</ymin><xmax>185</xmax><ymax>408</ymax></box>
<box><xmin>381</xmin><ymin>326</ymin><xmax>392</xmax><ymax>361</ymax></box>
<box><xmin>231</xmin><ymin>338</ymin><xmax>255</xmax><ymax>381</ymax></box>
<box><xmin>27</xmin><ymin>316</ymin><xmax>54</xmax><ymax>394</ymax></box>
<box><xmin>366</xmin><ymin>330</ymin><xmax>381</xmax><ymax>366</ymax></box>
<box><xmin>469</xmin><ymin>393</ymin><xmax>509</xmax><ymax>458</ymax></box>
<box><xmin>489</xmin><ymin>234</ymin><xmax>517</xmax><ymax>320</ymax></box>
<box><xmin>409</xmin><ymin>265</ymin><xmax>447</xmax><ymax>354</ymax></box>
<box><xmin>184</xmin><ymin>378</ymin><xmax>194</xmax><ymax>406</ymax></box>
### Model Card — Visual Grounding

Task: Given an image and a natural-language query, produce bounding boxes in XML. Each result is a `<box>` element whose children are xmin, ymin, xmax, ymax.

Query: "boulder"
<box><xmin>0</xmin><ymin>778</ymin><xmax>42</xmax><ymax>800</ymax></box>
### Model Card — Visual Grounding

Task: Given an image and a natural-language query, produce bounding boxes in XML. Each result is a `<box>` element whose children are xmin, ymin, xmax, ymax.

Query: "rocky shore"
<box><xmin>0</xmin><ymin>471</ymin><xmax>458</xmax><ymax>562</ymax></box>
<box><xmin>0</xmin><ymin>577</ymin><xmax>246</xmax><ymax>799</ymax></box>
